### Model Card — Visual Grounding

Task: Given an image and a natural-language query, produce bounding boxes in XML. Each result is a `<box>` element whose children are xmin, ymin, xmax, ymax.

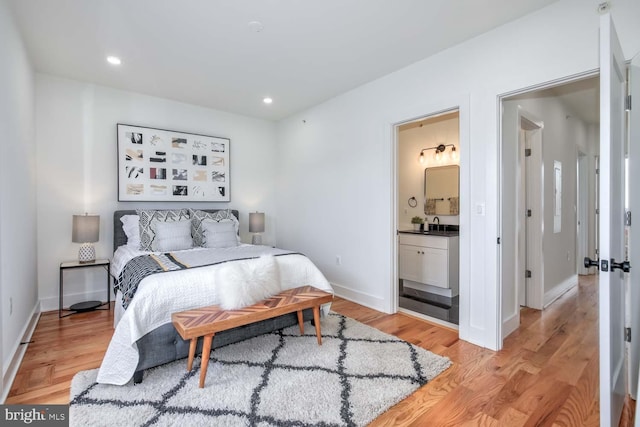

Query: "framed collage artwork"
<box><xmin>117</xmin><ymin>124</ymin><xmax>230</xmax><ymax>202</ymax></box>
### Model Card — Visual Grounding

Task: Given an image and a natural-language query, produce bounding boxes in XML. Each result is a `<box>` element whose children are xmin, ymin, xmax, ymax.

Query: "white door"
<box><xmin>599</xmin><ymin>13</ymin><xmax>628</xmax><ymax>426</ymax></box>
<box><xmin>628</xmin><ymin>52</ymin><xmax>640</xmax><ymax>402</ymax></box>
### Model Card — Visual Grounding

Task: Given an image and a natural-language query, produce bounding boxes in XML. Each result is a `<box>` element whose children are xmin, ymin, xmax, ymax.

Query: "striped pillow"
<box><xmin>153</xmin><ymin>219</ymin><xmax>193</xmax><ymax>252</ymax></box>
<box><xmin>202</xmin><ymin>220</ymin><xmax>239</xmax><ymax>248</ymax></box>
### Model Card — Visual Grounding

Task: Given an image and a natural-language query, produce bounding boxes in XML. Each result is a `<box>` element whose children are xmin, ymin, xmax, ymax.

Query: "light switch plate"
<box><xmin>475</xmin><ymin>203</ymin><xmax>486</xmax><ymax>216</ymax></box>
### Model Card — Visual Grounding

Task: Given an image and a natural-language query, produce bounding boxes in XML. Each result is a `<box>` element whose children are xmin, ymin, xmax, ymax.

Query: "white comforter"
<box><xmin>97</xmin><ymin>245</ymin><xmax>333</xmax><ymax>385</ymax></box>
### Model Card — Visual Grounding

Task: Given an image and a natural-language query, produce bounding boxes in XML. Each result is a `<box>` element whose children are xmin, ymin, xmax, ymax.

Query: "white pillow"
<box><xmin>120</xmin><ymin>215</ymin><xmax>141</xmax><ymax>248</ymax></box>
<box><xmin>216</xmin><ymin>255</ymin><xmax>281</xmax><ymax>310</ymax></box>
<box><xmin>152</xmin><ymin>219</ymin><xmax>193</xmax><ymax>252</ymax></box>
<box><xmin>202</xmin><ymin>220</ymin><xmax>239</xmax><ymax>248</ymax></box>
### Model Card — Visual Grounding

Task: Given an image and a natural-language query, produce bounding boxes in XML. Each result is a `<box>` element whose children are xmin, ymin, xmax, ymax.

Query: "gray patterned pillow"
<box><xmin>190</xmin><ymin>209</ymin><xmax>239</xmax><ymax>247</ymax></box>
<box><xmin>136</xmin><ymin>209</ymin><xmax>190</xmax><ymax>251</ymax></box>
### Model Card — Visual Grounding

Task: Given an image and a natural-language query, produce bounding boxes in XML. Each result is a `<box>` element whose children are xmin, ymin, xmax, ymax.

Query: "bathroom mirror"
<box><xmin>424</xmin><ymin>165</ymin><xmax>459</xmax><ymax>215</ymax></box>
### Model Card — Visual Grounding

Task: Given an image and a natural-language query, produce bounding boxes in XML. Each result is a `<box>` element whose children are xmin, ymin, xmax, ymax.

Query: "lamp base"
<box><xmin>252</xmin><ymin>234</ymin><xmax>263</xmax><ymax>245</ymax></box>
<box><xmin>78</xmin><ymin>243</ymin><xmax>96</xmax><ymax>263</ymax></box>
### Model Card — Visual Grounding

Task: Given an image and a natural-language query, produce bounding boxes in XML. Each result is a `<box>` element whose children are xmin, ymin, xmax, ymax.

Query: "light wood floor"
<box><xmin>5</xmin><ymin>275</ymin><xmax>636</xmax><ymax>426</ymax></box>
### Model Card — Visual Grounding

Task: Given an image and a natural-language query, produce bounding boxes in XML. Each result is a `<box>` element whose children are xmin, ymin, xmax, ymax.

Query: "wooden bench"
<box><xmin>171</xmin><ymin>285</ymin><xmax>333</xmax><ymax>388</ymax></box>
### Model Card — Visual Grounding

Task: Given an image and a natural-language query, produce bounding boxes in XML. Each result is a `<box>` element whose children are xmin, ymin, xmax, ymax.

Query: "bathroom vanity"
<box><xmin>398</xmin><ymin>230</ymin><xmax>459</xmax><ymax>297</ymax></box>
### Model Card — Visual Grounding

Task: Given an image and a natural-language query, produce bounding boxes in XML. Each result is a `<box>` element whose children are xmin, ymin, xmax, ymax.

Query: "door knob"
<box><xmin>610</xmin><ymin>259</ymin><xmax>631</xmax><ymax>273</ymax></box>
<box><xmin>584</xmin><ymin>257</ymin><xmax>599</xmax><ymax>269</ymax></box>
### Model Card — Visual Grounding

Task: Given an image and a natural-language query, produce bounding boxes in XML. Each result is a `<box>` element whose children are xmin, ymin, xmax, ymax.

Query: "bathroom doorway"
<box><xmin>396</xmin><ymin>109</ymin><xmax>460</xmax><ymax>326</ymax></box>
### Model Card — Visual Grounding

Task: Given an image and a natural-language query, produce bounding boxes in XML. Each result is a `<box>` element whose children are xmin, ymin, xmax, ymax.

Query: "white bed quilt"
<box><xmin>97</xmin><ymin>245</ymin><xmax>333</xmax><ymax>385</ymax></box>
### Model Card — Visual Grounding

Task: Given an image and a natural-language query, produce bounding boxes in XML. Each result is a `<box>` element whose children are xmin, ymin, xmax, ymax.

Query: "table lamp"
<box><xmin>72</xmin><ymin>214</ymin><xmax>100</xmax><ymax>263</ymax></box>
<box><xmin>249</xmin><ymin>212</ymin><xmax>265</xmax><ymax>245</ymax></box>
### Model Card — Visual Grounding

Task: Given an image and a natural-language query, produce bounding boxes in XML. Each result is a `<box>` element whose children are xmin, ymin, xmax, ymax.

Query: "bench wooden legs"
<box><xmin>187</xmin><ymin>338</ymin><xmax>197</xmax><ymax>371</ymax></box>
<box><xmin>199</xmin><ymin>333</ymin><xmax>215</xmax><ymax>388</ymax></box>
<box><xmin>296</xmin><ymin>310</ymin><xmax>304</xmax><ymax>334</ymax></box>
<box><xmin>188</xmin><ymin>307</ymin><xmax>325</xmax><ymax>388</ymax></box>
<box><xmin>298</xmin><ymin>307</ymin><xmax>323</xmax><ymax>344</ymax></box>
<box><xmin>313</xmin><ymin>305</ymin><xmax>322</xmax><ymax>345</ymax></box>
<box><xmin>186</xmin><ymin>334</ymin><xmax>215</xmax><ymax>388</ymax></box>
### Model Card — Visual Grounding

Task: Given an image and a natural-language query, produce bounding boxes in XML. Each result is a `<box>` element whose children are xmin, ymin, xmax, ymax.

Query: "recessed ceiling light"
<box><xmin>248</xmin><ymin>21</ymin><xmax>264</xmax><ymax>33</ymax></box>
<box><xmin>106</xmin><ymin>56</ymin><xmax>121</xmax><ymax>65</ymax></box>
<box><xmin>263</xmin><ymin>97</ymin><xmax>273</xmax><ymax>104</ymax></box>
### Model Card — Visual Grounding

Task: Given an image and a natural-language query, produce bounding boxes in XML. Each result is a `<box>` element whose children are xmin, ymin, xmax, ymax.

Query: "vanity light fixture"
<box><xmin>449</xmin><ymin>146</ymin><xmax>458</xmax><ymax>161</ymax></box>
<box><xmin>418</xmin><ymin>144</ymin><xmax>456</xmax><ymax>164</ymax></box>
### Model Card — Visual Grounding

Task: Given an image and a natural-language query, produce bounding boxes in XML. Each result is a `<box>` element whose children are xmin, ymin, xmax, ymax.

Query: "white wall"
<box><xmin>398</xmin><ymin>115</ymin><xmax>460</xmax><ymax>230</ymax></box>
<box><xmin>36</xmin><ymin>74</ymin><xmax>278</xmax><ymax>310</ymax></box>
<box><xmin>0</xmin><ymin>0</ymin><xmax>38</xmax><ymax>388</ymax></box>
<box><xmin>275</xmin><ymin>0</ymin><xmax>640</xmax><ymax>349</ymax></box>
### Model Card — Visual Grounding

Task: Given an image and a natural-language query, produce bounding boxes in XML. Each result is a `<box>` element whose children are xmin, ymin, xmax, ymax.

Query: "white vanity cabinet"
<box><xmin>399</xmin><ymin>233</ymin><xmax>459</xmax><ymax>294</ymax></box>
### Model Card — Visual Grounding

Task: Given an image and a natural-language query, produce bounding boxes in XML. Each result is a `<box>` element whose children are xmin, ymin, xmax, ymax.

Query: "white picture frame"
<box><xmin>117</xmin><ymin>124</ymin><xmax>230</xmax><ymax>202</ymax></box>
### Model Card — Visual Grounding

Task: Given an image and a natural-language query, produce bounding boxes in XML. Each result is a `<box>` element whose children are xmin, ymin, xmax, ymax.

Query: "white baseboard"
<box><xmin>502</xmin><ymin>311</ymin><xmax>520</xmax><ymax>339</ymax></box>
<box><xmin>40</xmin><ymin>289</ymin><xmax>110</xmax><ymax>313</ymax></box>
<box><xmin>2</xmin><ymin>302</ymin><xmax>40</xmax><ymax>403</ymax></box>
<box><xmin>330</xmin><ymin>282</ymin><xmax>388</xmax><ymax>313</ymax></box>
<box><xmin>544</xmin><ymin>274</ymin><xmax>578</xmax><ymax>308</ymax></box>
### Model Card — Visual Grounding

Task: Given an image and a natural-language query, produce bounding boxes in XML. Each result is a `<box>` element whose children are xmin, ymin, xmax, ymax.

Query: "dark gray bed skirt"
<box><xmin>133</xmin><ymin>309</ymin><xmax>315</xmax><ymax>383</ymax></box>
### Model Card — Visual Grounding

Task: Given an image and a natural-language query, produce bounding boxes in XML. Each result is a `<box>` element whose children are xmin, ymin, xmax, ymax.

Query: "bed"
<box><xmin>97</xmin><ymin>209</ymin><xmax>333</xmax><ymax>385</ymax></box>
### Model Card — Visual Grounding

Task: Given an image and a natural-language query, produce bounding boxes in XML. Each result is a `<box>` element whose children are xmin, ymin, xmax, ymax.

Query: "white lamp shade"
<box><xmin>249</xmin><ymin>212</ymin><xmax>265</xmax><ymax>233</ymax></box>
<box><xmin>72</xmin><ymin>214</ymin><xmax>100</xmax><ymax>243</ymax></box>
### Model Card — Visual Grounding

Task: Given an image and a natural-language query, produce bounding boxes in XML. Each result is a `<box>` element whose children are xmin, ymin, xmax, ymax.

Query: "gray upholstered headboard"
<box><xmin>113</xmin><ymin>209</ymin><xmax>240</xmax><ymax>252</ymax></box>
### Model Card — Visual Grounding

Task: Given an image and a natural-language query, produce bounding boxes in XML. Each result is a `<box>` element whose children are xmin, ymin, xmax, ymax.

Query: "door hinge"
<box><xmin>497</xmin><ymin>237</ymin><xmax>501</xmax><ymax>244</ymax></box>
<box><xmin>596</xmin><ymin>168</ymin><xmax>599</xmax><ymax>175</ymax></box>
<box><xmin>525</xmin><ymin>148</ymin><xmax>532</xmax><ymax>157</ymax></box>
<box><xmin>525</xmin><ymin>270</ymin><xmax>532</xmax><ymax>278</ymax></box>
<box><xmin>626</xmin><ymin>327</ymin><xmax>632</xmax><ymax>342</ymax></box>
<box><xmin>626</xmin><ymin>211</ymin><xmax>631</xmax><ymax>226</ymax></box>
<box><xmin>596</xmin><ymin>208</ymin><xmax>600</xmax><ymax>215</ymax></box>
<box><xmin>626</xmin><ymin>95</ymin><xmax>632</xmax><ymax>111</ymax></box>
<box><xmin>527</xmin><ymin>209</ymin><xmax>532</xmax><ymax>217</ymax></box>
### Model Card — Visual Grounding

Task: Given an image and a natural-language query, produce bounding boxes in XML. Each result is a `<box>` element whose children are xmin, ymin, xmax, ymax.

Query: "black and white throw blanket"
<box><xmin>115</xmin><ymin>247</ymin><xmax>297</xmax><ymax>309</ymax></box>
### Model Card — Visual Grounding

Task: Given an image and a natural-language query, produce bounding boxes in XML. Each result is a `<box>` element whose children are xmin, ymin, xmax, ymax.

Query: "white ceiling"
<box><xmin>8</xmin><ymin>0</ymin><xmax>558</xmax><ymax>121</ymax></box>
<box><xmin>508</xmin><ymin>76</ymin><xmax>600</xmax><ymax>124</ymax></box>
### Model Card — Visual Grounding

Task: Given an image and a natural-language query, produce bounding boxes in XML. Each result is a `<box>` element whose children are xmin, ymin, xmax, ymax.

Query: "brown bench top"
<box><xmin>172</xmin><ymin>285</ymin><xmax>333</xmax><ymax>340</ymax></box>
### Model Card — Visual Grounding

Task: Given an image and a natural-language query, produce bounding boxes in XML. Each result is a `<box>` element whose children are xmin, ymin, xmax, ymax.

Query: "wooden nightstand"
<box><xmin>59</xmin><ymin>259</ymin><xmax>111</xmax><ymax>318</ymax></box>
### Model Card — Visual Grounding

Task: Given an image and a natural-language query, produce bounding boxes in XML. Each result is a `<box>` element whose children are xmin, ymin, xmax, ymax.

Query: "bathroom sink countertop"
<box><xmin>399</xmin><ymin>229</ymin><xmax>459</xmax><ymax>237</ymax></box>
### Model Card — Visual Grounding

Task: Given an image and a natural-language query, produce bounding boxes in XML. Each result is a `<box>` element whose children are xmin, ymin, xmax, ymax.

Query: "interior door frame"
<box><xmin>577</xmin><ymin>151</ymin><xmax>590</xmax><ymax>275</ymax></box>
<box><xmin>496</xmin><ymin>69</ymin><xmax>599</xmax><ymax>346</ymax></box>
<box><xmin>521</xmin><ymin>111</ymin><xmax>544</xmax><ymax>311</ymax></box>
<box><xmin>388</xmin><ymin>95</ymin><xmax>470</xmax><ymax>333</ymax></box>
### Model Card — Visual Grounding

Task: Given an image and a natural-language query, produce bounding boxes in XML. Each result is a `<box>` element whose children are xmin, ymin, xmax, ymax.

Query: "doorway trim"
<box><xmin>496</xmin><ymin>69</ymin><xmax>600</xmax><ymax>347</ymax></box>
<box><xmin>521</xmin><ymin>110</ymin><xmax>544</xmax><ymax>311</ymax></box>
<box><xmin>388</xmin><ymin>95</ymin><xmax>470</xmax><ymax>338</ymax></box>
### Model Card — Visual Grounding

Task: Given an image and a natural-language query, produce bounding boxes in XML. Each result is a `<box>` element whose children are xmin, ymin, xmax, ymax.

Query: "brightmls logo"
<box><xmin>5</xmin><ymin>408</ymin><xmax>46</xmax><ymax>423</ymax></box>
<box><xmin>2</xmin><ymin>405</ymin><xmax>68</xmax><ymax>426</ymax></box>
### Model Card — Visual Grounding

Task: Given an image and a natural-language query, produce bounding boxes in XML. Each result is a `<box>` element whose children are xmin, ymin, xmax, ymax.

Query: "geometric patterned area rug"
<box><xmin>70</xmin><ymin>313</ymin><xmax>451</xmax><ymax>427</ymax></box>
